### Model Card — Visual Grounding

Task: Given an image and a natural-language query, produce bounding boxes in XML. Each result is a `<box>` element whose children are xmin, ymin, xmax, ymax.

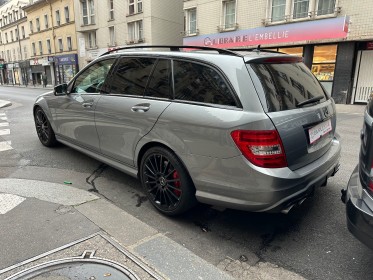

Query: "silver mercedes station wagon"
<box><xmin>33</xmin><ymin>46</ymin><xmax>341</xmax><ymax>216</ymax></box>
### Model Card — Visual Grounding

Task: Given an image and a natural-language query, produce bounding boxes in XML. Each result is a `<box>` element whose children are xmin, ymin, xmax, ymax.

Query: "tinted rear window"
<box><xmin>249</xmin><ymin>63</ymin><xmax>327</xmax><ymax>112</ymax></box>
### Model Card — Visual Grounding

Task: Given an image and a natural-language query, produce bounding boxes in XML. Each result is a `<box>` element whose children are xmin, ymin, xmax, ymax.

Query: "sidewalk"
<box><xmin>1</xmin><ymin>83</ymin><xmax>54</xmax><ymax>90</ymax></box>
<box><xmin>0</xmin><ymin>178</ymin><xmax>306</xmax><ymax>280</ymax></box>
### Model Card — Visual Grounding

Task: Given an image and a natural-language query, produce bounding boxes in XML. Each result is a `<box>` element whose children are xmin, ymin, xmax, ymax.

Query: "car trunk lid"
<box><xmin>246</xmin><ymin>58</ymin><xmax>336</xmax><ymax>170</ymax></box>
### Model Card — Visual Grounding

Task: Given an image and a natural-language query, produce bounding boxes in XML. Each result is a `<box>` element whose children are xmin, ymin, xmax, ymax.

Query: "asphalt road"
<box><xmin>1</xmin><ymin>86</ymin><xmax>372</xmax><ymax>280</ymax></box>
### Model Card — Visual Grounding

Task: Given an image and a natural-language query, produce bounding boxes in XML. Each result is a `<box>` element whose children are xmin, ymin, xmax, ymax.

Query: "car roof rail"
<box><xmin>100</xmin><ymin>45</ymin><xmax>243</xmax><ymax>57</ymax></box>
<box><xmin>228</xmin><ymin>46</ymin><xmax>285</xmax><ymax>54</ymax></box>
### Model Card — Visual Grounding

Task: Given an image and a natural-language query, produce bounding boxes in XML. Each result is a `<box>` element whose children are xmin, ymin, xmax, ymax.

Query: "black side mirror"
<box><xmin>54</xmin><ymin>83</ymin><xmax>68</xmax><ymax>96</ymax></box>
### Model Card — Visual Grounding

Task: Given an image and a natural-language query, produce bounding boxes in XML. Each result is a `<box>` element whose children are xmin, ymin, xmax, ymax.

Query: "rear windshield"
<box><xmin>248</xmin><ymin>63</ymin><xmax>327</xmax><ymax>112</ymax></box>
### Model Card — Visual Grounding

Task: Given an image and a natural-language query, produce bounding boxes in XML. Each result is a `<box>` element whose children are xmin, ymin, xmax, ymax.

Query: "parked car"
<box><xmin>33</xmin><ymin>46</ymin><xmax>341</xmax><ymax>216</ymax></box>
<box><xmin>341</xmin><ymin>98</ymin><xmax>373</xmax><ymax>249</ymax></box>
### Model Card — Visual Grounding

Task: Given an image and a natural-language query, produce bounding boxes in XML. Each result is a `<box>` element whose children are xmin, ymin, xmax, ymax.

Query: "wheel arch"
<box><xmin>136</xmin><ymin>141</ymin><xmax>193</xmax><ymax>185</ymax></box>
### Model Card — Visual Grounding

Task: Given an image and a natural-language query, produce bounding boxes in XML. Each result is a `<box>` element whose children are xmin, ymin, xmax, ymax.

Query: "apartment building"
<box><xmin>183</xmin><ymin>0</ymin><xmax>373</xmax><ymax>104</ymax></box>
<box><xmin>74</xmin><ymin>0</ymin><xmax>184</xmax><ymax>70</ymax></box>
<box><xmin>23</xmin><ymin>0</ymin><xmax>78</xmax><ymax>85</ymax></box>
<box><xmin>0</xmin><ymin>0</ymin><xmax>29</xmax><ymax>85</ymax></box>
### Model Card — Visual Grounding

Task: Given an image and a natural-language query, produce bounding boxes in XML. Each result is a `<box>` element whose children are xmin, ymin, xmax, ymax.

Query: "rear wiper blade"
<box><xmin>296</xmin><ymin>96</ymin><xmax>324</xmax><ymax>107</ymax></box>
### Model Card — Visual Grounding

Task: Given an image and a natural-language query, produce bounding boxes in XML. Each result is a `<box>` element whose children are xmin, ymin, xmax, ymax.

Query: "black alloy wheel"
<box><xmin>140</xmin><ymin>147</ymin><xmax>197</xmax><ymax>216</ymax></box>
<box><xmin>34</xmin><ymin>107</ymin><xmax>58</xmax><ymax>147</ymax></box>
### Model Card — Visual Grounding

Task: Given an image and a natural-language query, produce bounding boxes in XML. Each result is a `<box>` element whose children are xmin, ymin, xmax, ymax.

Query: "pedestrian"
<box><xmin>43</xmin><ymin>74</ymin><xmax>47</xmax><ymax>88</ymax></box>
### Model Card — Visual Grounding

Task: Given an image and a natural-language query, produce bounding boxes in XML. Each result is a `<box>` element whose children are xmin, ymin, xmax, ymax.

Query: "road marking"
<box><xmin>0</xmin><ymin>122</ymin><xmax>9</xmax><ymax>127</ymax></box>
<box><xmin>0</xmin><ymin>141</ymin><xmax>12</xmax><ymax>152</ymax></box>
<box><xmin>0</xmin><ymin>129</ymin><xmax>10</xmax><ymax>136</ymax></box>
<box><xmin>0</xmin><ymin>193</ymin><xmax>25</xmax><ymax>214</ymax></box>
<box><xmin>0</xmin><ymin>117</ymin><xmax>7</xmax><ymax>121</ymax></box>
<box><xmin>0</xmin><ymin>113</ymin><xmax>5</xmax><ymax>116</ymax></box>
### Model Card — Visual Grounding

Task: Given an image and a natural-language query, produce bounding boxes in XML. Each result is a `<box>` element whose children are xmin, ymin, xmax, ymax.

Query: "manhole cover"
<box><xmin>6</xmin><ymin>251</ymin><xmax>139</xmax><ymax>280</ymax></box>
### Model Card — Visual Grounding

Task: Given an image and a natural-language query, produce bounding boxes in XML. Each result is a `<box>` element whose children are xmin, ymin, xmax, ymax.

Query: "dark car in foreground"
<box><xmin>342</xmin><ymin>98</ymin><xmax>373</xmax><ymax>249</ymax></box>
<box><xmin>33</xmin><ymin>45</ymin><xmax>341</xmax><ymax>216</ymax></box>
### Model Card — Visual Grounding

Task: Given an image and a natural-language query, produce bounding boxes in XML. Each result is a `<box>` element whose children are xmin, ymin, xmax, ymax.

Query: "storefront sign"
<box><xmin>184</xmin><ymin>16</ymin><xmax>350</xmax><ymax>48</ymax></box>
<box><xmin>30</xmin><ymin>58</ymin><xmax>49</xmax><ymax>66</ymax></box>
<box><xmin>0</xmin><ymin>64</ymin><xmax>5</xmax><ymax>69</ymax></box>
<box><xmin>54</xmin><ymin>54</ymin><xmax>78</xmax><ymax>65</ymax></box>
<box><xmin>7</xmin><ymin>63</ymin><xmax>14</xmax><ymax>69</ymax></box>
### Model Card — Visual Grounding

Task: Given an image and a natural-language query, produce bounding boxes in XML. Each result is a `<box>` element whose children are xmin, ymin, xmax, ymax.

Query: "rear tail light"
<box><xmin>231</xmin><ymin>130</ymin><xmax>287</xmax><ymax>168</ymax></box>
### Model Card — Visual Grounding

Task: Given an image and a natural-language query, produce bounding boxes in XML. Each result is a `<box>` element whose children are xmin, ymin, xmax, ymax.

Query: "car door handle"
<box><xmin>131</xmin><ymin>103</ymin><xmax>150</xmax><ymax>112</ymax></box>
<box><xmin>82</xmin><ymin>102</ymin><xmax>93</xmax><ymax>108</ymax></box>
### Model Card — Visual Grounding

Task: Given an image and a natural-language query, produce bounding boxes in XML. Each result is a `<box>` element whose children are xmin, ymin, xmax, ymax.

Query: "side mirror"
<box><xmin>54</xmin><ymin>83</ymin><xmax>68</xmax><ymax>96</ymax></box>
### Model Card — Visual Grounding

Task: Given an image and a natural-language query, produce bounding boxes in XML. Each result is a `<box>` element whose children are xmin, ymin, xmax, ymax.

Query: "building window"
<box><xmin>58</xmin><ymin>38</ymin><xmax>63</xmax><ymax>52</ymax></box>
<box><xmin>38</xmin><ymin>40</ymin><xmax>43</xmax><ymax>55</ymax></box>
<box><xmin>222</xmin><ymin>0</ymin><xmax>236</xmax><ymax>30</ymax></box>
<box><xmin>67</xmin><ymin>36</ymin><xmax>72</xmax><ymax>51</ymax></box>
<box><xmin>87</xmin><ymin>31</ymin><xmax>96</xmax><ymax>48</ymax></box>
<box><xmin>109</xmin><ymin>26</ymin><xmax>115</xmax><ymax>46</ymax></box>
<box><xmin>109</xmin><ymin>0</ymin><xmax>114</xmax><ymax>20</ymax></box>
<box><xmin>15</xmin><ymin>28</ymin><xmax>18</xmax><ymax>40</ymax></box>
<box><xmin>24</xmin><ymin>46</ymin><xmax>27</xmax><ymax>59</ymax></box>
<box><xmin>271</xmin><ymin>0</ymin><xmax>286</xmax><ymax>22</ymax></box>
<box><xmin>29</xmin><ymin>21</ymin><xmax>33</xmax><ymax>33</ymax></box>
<box><xmin>65</xmin><ymin>6</ymin><xmax>70</xmax><ymax>23</ymax></box>
<box><xmin>5</xmin><ymin>33</ymin><xmax>8</xmax><ymax>43</ymax></box>
<box><xmin>293</xmin><ymin>0</ymin><xmax>309</xmax><ymax>19</ymax></box>
<box><xmin>21</xmin><ymin>26</ymin><xmax>25</xmax><ymax>39</ymax></box>
<box><xmin>44</xmin><ymin>14</ymin><xmax>49</xmax><ymax>29</ymax></box>
<box><xmin>129</xmin><ymin>0</ymin><xmax>142</xmax><ymax>15</ymax></box>
<box><xmin>128</xmin><ymin>20</ymin><xmax>143</xmax><ymax>43</ymax></box>
<box><xmin>47</xmin><ymin>39</ymin><xmax>51</xmax><ymax>54</ymax></box>
<box><xmin>36</xmin><ymin>17</ymin><xmax>40</xmax><ymax>32</ymax></box>
<box><xmin>184</xmin><ymin>8</ymin><xmax>197</xmax><ymax>36</ymax></box>
<box><xmin>10</xmin><ymin>31</ymin><xmax>13</xmax><ymax>42</ymax></box>
<box><xmin>82</xmin><ymin>0</ymin><xmax>95</xmax><ymax>25</ymax></box>
<box><xmin>56</xmin><ymin>10</ymin><xmax>60</xmax><ymax>26</ymax></box>
<box><xmin>32</xmin><ymin>42</ymin><xmax>36</xmax><ymax>56</ymax></box>
<box><xmin>317</xmin><ymin>0</ymin><xmax>336</xmax><ymax>15</ymax></box>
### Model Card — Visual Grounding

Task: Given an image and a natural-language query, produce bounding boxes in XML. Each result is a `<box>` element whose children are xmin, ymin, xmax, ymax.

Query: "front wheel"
<box><xmin>140</xmin><ymin>147</ymin><xmax>197</xmax><ymax>216</ymax></box>
<box><xmin>34</xmin><ymin>107</ymin><xmax>58</xmax><ymax>147</ymax></box>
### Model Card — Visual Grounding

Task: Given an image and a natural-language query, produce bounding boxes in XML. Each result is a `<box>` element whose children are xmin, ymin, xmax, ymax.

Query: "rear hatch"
<box><xmin>246</xmin><ymin>56</ymin><xmax>336</xmax><ymax>170</ymax></box>
<box><xmin>359</xmin><ymin>99</ymin><xmax>373</xmax><ymax>196</ymax></box>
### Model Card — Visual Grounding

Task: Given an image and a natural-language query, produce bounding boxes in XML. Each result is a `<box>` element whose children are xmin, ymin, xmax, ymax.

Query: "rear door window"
<box><xmin>109</xmin><ymin>57</ymin><xmax>156</xmax><ymax>96</ymax></box>
<box><xmin>145</xmin><ymin>59</ymin><xmax>172</xmax><ymax>99</ymax></box>
<box><xmin>173</xmin><ymin>60</ymin><xmax>237</xmax><ymax>106</ymax></box>
<box><xmin>249</xmin><ymin>63</ymin><xmax>327</xmax><ymax>112</ymax></box>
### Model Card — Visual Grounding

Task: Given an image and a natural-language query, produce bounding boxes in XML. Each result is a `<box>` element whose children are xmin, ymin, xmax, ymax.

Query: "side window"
<box><xmin>109</xmin><ymin>57</ymin><xmax>156</xmax><ymax>96</ymax></box>
<box><xmin>145</xmin><ymin>59</ymin><xmax>172</xmax><ymax>99</ymax></box>
<box><xmin>72</xmin><ymin>59</ymin><xmax>115</xmax><ymax>94</ymax></box>
<box><xmin>173</xmin><ymin>60</ymin><xmax>236</xmax><ymax>106</ymax></box>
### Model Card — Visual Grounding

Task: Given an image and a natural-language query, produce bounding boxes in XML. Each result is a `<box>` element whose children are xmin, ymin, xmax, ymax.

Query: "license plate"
<box><xmin>308</xmin><ymin>119</ymin><xmax>332</xmax><ymax>144</ymax></box>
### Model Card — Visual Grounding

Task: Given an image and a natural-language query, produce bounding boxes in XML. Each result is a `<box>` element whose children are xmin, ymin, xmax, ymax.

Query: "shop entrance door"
<box><xmin>353</xmin><ymin>50</ymin><xmax>373</xmax><ymax>103</ymax></box>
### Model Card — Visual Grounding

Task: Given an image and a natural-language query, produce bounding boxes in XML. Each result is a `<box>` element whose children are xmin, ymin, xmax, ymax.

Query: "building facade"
<box><xmin>183</xmin><ymin>0</ymin><xmax>373</xmax><ymax>104</ymax></box>
<box><xmin>0</xmin><ymin>0</ymin><xmax>29</xmax><ymax>85</ymax></box>
<box><xmin>74</xmin><ymin>0</ymin><xmax>184</xmax><ymax>70</ymax></box>
<box><xmin>23</xmin><ymin>0</ymin><xmax>78</xmax><ymax>86</ymax></box>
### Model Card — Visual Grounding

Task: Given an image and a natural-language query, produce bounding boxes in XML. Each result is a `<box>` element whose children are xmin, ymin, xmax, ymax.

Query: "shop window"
<box><xmin>278</xmin><ymin>46</ymin><xmax>304</xmax><ymax>57</ymax></box>
<box><xmin>311</xmin><ymin>44</ymin><xmax>337</xmax><ymax>81</ymax></box>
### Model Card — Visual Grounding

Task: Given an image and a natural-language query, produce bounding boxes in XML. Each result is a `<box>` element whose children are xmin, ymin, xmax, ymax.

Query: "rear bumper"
<box><xmin>190</xmin><ymin>137</ymin><xmax>341</xmax><ymax>213</ymax></box>
<box><xmin>344</xmin><ymin>165</ymin><xmax>373</xmax><ymax>250</ymax></box>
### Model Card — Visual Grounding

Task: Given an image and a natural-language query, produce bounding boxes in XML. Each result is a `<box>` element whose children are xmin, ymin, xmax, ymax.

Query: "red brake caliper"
<box><xmin>173</xmin><ymin>171</ymin><xmax>181</xmax><ymax>197</ymax></box>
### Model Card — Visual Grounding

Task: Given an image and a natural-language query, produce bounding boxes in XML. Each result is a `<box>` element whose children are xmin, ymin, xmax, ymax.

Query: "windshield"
<box><xmin>248</xmin><ymin>62</ymin><xmax>327</xmax><ymax>112</ymax></box>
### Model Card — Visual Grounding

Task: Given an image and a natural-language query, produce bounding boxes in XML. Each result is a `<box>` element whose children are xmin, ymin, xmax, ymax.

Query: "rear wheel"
<box><xmin>34</xmin><ymin>107</ymin><xmax>58</xmax><ymax>147</ymax></box>
<box><xmin>140</xmin><ymin>147</ymin><xmax>197</xmax><ymax>216</ymax></box>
